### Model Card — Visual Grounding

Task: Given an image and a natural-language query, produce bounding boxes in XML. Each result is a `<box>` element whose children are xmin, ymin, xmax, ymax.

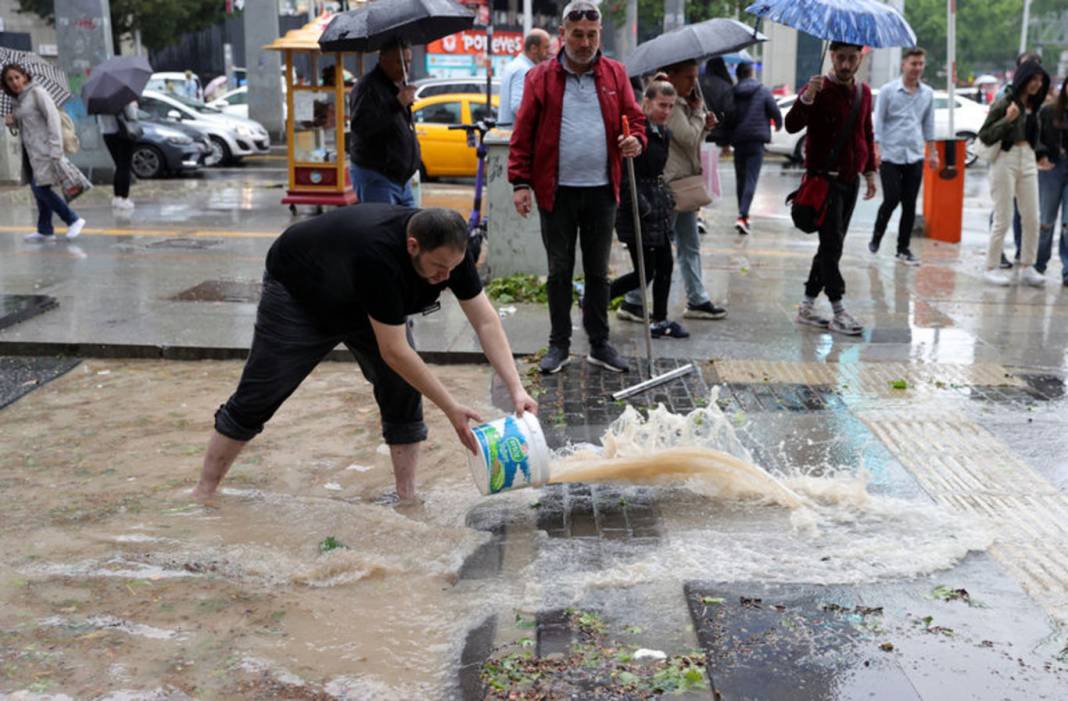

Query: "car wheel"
<box><xmin>958</xmin><ymin>132</ymin><xmax>978</xmax><ymax>167</ymax></box>
<box><xmin>131</xmin><ymin>145</ymin><xmax>164</xmax><ymax>179</ymax></box>
<box><xmin>206</xmin><ymin>136</ymin><xmax>231</xmax><ymax>166</ymax></box>
<box><xmin>792</xmin><ymin>135</ymin><xmax>806</xmax><ymax>164</ymax></box>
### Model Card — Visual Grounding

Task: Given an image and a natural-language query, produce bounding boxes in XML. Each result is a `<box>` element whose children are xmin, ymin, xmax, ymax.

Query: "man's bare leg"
<box><xmin>389</xmin><ymin>442</ymin><xmax>420</xmax><ymax>501</ymax></box>
<box><xmin>193</xmin><ymin>431</ymin><xmax>247</xmax><ymax>499</ymax></box>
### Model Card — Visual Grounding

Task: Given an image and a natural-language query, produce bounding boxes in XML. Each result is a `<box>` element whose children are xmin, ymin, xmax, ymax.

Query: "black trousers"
<box><xmin>804</xmin><ymin>179</ymin><xmax>860</xmax><ymax>303</ymax></box>
<box><xmin>609</xmin><ymin>243</ymin><xmax>674</xmax><ymax>322</ymax></box>
<box><xmin>538</xmin><ymin>185</ymin><xmax>616</xmax><ymax>348</ymax></box>
<box><xmin>733</xmin><ymin>141</ymin><xmax>765</xmax><ymax>219</ymax></box>
<box><xmin>214</xmin><ymin>274</ymin><xmax>427</xmax><ymax>445</ymax></box>
<box><xmin>873</xmin><ymin>160</ymin><xmax>924</xmax><ymax>253</ymax></box>
<box><xmin>103</xmin><ymin>134</ymin><xmax>134</xmax><ymax>199</ymax></box>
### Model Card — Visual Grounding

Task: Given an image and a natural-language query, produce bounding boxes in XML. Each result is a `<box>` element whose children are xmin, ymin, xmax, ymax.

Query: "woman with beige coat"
<box><xmin>2</xmin><ymin>63</ymin><xmax>86</xmax><ymax>242</ymax></box>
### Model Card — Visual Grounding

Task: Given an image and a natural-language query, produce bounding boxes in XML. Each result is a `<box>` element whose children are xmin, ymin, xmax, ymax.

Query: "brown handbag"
<box><xmin>668</xmin><ymin>174</ymin><xmax>712</xmax><ymax>212</ymax></box>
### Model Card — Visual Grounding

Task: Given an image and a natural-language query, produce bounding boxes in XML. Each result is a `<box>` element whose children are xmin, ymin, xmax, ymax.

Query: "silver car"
<box><xmin>139</xmin><ymin>89</ymin><xmax>270</xmax><ymax>166</ymax></box>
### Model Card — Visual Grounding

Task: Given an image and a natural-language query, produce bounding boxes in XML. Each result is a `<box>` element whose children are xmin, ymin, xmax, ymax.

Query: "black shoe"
<box><xmin>683</xmin><ymin>301</ymin><xmax>728</xmax><ymax>320</ymax></box>
<box><xmin>539</xmin><ymin>345</ymin><xmax>570</xmax><ymax>374</ymax></box>
<box><xmin>650</xmin><ymin>319</ymin><xmax>690</xmax><ymax>338</ymax></box>
<box><xmin>586</xmin><ymin>343</ymin><xmax>628</xmax><ymax>373</ymax></box>
<box><xmin>999</xmin><ymin>254</ymin><xmax>1013</xmax><ymax>270</ymax></box>
<box><xmin>868</xmin><ymin>234</ymin><xmax>882</xmax><ymax>254</ymax></box>
<box><xmin>615</xmin><ymin>301</ymin><xmax>645</xmax><ymax>323</ymax></box>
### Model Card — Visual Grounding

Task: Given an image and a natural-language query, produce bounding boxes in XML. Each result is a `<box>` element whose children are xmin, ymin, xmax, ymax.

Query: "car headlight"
<box><xmin>167</xmin><ymin>135</ymin><xmax>193</xmax><ymax>145</ymax></box>
<box><xmin>235</xmin><ymin>125</ymin><xmax>252</xmax><ymax>137</ymax></box>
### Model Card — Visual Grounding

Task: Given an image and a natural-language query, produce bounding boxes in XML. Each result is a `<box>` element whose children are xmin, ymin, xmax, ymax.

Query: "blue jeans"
<box><xmin>351</xmin><ymin>163</ymin><xmax>414</xmax><ymax>206</ymax></box>
<box><xmin>30</xmin><ymin>179</ymin><xmax>78</xmax><ymax>236</ymax></box>
<box><xmin>1036</xmin><ymin>158</ymin><xmax>1068</xmax><ymax>280</ymax></box>
<box><xmin>626</xmin><ymin>209</ymin><xmax>709</xmax><ymax>308</ymax></box>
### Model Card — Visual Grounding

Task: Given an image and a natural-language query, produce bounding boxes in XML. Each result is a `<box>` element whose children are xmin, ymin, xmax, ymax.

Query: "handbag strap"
<box><xmin>821</xmin><ymin>82</ymin><xmax>863</xmax><ymax>173</ymax></box>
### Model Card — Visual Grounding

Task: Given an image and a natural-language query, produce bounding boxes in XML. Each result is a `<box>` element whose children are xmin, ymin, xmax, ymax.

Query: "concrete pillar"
<box><xmin>54</xmin><ymin>0</ymin><xmax>114</xmax><ymax>179</ymax></box>
<box><xmin>614</xmin><ymin>0</ymin><xmax>638</xmax><ymax>62</ymax></box>
<box><xmin>760</xmin><ymin>21</ymin><xmax>798</xmax><ymax>93</ymax></box>
<box><xmin>869</xmin><ymin>0</ymin><xmax>903</xmax><ymax>90</ymax></box>
<box><xmin>663</xmin><ymin>0</ymin><xmax>685</xmax><ymax>33</ymax></box>
<box><xmin>244</xmin><ymin>0</ymin><xmax>285</xmax><ymax>140</ymax></box>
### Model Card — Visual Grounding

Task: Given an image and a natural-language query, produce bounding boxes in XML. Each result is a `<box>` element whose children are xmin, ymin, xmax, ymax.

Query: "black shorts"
<box><xmin>214</xmin><ymin>273</ymin><xmax>427</xmax><ymax>445</ymax></box>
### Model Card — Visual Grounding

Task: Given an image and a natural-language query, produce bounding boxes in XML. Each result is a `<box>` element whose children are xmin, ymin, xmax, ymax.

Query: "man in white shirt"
<box><xmin>497</xmin><ymin>28</ymin><xmax>551</xmax><ymax>126</ymax></box>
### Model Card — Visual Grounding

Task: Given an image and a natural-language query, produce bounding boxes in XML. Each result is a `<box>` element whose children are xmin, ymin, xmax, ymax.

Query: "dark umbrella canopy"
<box><xmin>81</xmin><ymin>56</ymin><xmax>153</xmax><ymax>115</ymax></box>
<box><xmin>319</xmin><ymin>0</ymin><xmax>475</xmax><ymax>53</ymax></box>
<box><xmin>625</xmin><ymin>18</ymin><xmax>767</xmax><ymax>77</ymax></box>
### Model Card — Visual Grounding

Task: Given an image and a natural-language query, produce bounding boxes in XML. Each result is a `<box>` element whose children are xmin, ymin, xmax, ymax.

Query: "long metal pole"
<box><xmin>947</xmin><ymin>0</ymin><xmax>956</xmax><ymax>138</ymax></box>
<box><xmin>1019</xmin><ymin>0</ymin><xmax>1032</xmax><ymax>55</ymax></box>
<box><xmin>625</xmin><ymin>155</ymin><xmax>655</xmax><ymax>372</ymax></box>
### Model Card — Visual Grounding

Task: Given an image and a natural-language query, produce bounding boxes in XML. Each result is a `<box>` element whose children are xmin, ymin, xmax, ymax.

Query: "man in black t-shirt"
<box><xmin>192</xmin><ymin>205</ymin><xmax>537</xmax><ymax>502</ymax></box>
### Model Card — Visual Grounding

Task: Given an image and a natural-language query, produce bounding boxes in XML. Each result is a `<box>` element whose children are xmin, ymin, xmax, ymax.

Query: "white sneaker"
<box><xmin>1021</xmin><ymin>266</ymin><xmax>1045</xmax><ymax>287</ymax></box>
<box><xmin>983</xmin><ymin>269</ymin><xmax>1012</xmax><ymax>286</ymax></box>
<box><xmin>119</xmin><ymin>197</ymin><xmax>135</xmax><ymax>210</ymax></box>
<box><xmin>66</xmin><ymin>218</ymin><xmax>86</xmax><ymax>239</ymax></box>
<box><xmin>829</xmin><ymin>310</ymin><xmax>864</xmax><ymax>336</ymax></box>
<box><xmin>23</xmin><ymin>232</ymin><xmax>52</xmax><ymax>242</ymax></box>
<box><xmin>112</xmin><ymin>196</ymin><xmax>125</xmax><ymax>208</ymax></box>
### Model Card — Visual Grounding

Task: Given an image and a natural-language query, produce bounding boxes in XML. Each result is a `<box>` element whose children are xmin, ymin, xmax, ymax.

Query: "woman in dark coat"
<box><xmin>611</xmin><ymin>77</ymin><xmax>689</xmax><ymax>338</ymax></box>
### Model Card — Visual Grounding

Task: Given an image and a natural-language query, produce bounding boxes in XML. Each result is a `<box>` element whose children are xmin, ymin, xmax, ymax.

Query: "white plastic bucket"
<box><xmin>467</xmin><ymin>413</ymin><xmax>551</xmax><ymax>495</ymax></box>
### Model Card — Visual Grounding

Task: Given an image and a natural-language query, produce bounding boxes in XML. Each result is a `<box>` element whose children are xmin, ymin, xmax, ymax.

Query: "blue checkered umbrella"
<box><xmin>745</xmin><ymin>0</ymin><xmax>916</xmax><ymax>48</ymax></box>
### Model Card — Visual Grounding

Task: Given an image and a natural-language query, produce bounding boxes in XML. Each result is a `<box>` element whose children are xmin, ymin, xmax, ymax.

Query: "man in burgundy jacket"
<box><xmin>785</xmin><ymin>42</ymin><xmax>878</xmax><ymax>337</ymax></box>
<box><xmin>508</xmin><ymin>0</ymin><xmax>646</xmax><ymax>374</ymax></box>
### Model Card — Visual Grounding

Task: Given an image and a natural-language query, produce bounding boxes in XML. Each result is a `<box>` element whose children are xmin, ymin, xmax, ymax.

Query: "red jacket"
<box><xmin>508</xmin><ymin>53</ymin><xmax>646</xmax><ymax>213</ymax></box>
<box><xmin>785</xmin><ymin>76</ymin><xmax>876</xmax><ymax>182</ymax></box>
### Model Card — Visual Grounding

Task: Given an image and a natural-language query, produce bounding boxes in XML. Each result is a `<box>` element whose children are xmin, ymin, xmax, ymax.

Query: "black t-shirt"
<box><xmin>265</xmin><ymin>204</ymin><xmax>482</xmax><ymax>333</ymax></box>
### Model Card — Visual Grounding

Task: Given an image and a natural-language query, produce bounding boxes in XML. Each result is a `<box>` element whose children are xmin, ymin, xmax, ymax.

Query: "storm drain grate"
<box><xmin>536</xmin><ymin>483</ymin><xmax>660</xmax><ymax>542</ymax></box>
<box><xmin>147</xmin><ymin>238</ymin><xmax>222</xmax><ymax>250</ymax></box>
<box><xmin>169</xmin><ymin>280</ymin><xmax>262</xmax><ymax>303</ymax></box>
<box><xmin>716</xmin><ymin>382</ymin><xmax>846</xmax><ymax>413</ymax></box>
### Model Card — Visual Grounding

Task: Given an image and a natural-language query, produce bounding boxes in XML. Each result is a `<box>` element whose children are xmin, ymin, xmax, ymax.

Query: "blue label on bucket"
<box><xmin>473</xmin><ymin>416</ymin><xmax>531</xmax><ymax>494</ymax></box>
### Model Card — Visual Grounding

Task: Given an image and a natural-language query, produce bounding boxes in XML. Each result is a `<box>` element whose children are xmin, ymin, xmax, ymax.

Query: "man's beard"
<box><xmin>564</xmin><ymin>46</ymin><xmax>594</xmax><ymax>67</ymax></box>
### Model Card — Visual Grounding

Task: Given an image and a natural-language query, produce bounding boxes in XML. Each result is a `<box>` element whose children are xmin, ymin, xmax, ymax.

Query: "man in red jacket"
<box><xmin>785</xmin><ymin>42</ymin><xmax>877</xmax><ymax>337</ymax></box>
<box><xmin>508</xmin><ymin>0</ymin><xmax>645</xmax><ymax>375</ymax></box>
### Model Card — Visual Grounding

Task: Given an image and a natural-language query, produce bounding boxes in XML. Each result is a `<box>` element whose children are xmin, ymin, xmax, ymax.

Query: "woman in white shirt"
<box><xmin>97</xmin><ymin>100</ymin><xmax>140</xmax><ymax>209</ymax></box>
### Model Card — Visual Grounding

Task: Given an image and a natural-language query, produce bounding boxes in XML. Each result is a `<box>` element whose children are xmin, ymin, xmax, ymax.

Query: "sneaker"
<box><xmin>868</xmin><ymin>234</ymin><xmax>883</xmax><ymax>254</ymax></box>
<box><xmin>120</xmin><ymin>198</ymin><xmax>135</xmax><ymax>210</ymax></box>
<box><xmin>1020</xmin><ymin>266</ymin><xmax>1045</xmax><ymax>287</ymax></box>
<box><xmin>538</xmin><ymin>345</ymin><xmax>570</xmax><ymax>375</ymax></box>
<box><xmin>650</xmin><ymin>320</ymin><xmax>690</xmax><ymax>339</ymax></box>
<box><xmin>683</xmin><ymin>301</ymin><xmax>728</xmax><ymax>320</ymax></box>
<box><xmin>697</xmin><ymin>219</ymin><xmax>708</xmax><ymax>236</ymax></box>
<box><xmin>586</xmin><ymin>342</ymin><xmax>628</xmax><ymax>373</ymax></box>
<box><xmin>895</xmin><ymin>250</ymin><xmax>920</xmax><ymax>266</ymax></box>
<box><xmin>23</xmin><ymin>232</ymin><xmax>52</xmax><ymax>242</ymax></box>
<box><xmin>735</xmin><ymin>217</ymin><xmax>750</xmax><ymax>236</ymax></box>
<box><xmin>983</xmin><ymin>269</ymin><xmax>1012</xmax><ymax>286</ymax></box>
<box><xmin>615</xmin><ymin>301</ymin><xmax>645</xmax><ymax>323</ymax></box>
<box><xmin>66</xmin><ymin>218</ymin><xmax>86</xmax><ymax>239</ymax></box>
<box><xmin>829</xmin><ymin>310</ymin><xmax>864</xmax><ymax>336</ymax></box>
<box><xmin>111</xmin><ymin>196</ymin><xmax>134</xmax><ymax>209</ymax></box>
<box><xmin>795</xmin><ymin>304</ymin><xmax>830</xmax><ymax>328</ymax></box>
<box><xmin>999</xmin><ymin>254</ymin><xmax>1013</xmax><ymax>270</ymax></box>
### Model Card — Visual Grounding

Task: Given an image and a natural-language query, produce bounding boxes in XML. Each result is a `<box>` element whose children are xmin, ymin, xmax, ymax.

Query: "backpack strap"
<box><xmin>823</xmin><ymin>82</ymin><xmax>863</xmax><ymax>173</ymax></box>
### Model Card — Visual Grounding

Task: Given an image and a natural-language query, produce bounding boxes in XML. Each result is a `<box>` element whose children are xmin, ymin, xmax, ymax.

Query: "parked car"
<box><xmin>138</xmin><ymin>89</ymin><xmax>270</xmax><ymax>166</ymax></box>
<box><xmin>413</xmin><ymin>77</ymin><xmax>498</xmax><ymax>101</ymax></box>
<box><xmin>209</xmin><ymin>85</ymin><xmax>288</xmax><ymax>122</ymax></box>
<box><xmin>412</xmin><ymin>93</ymin><xmax>498</xmax><ymax>179</ymax></box>
<box><xmin>768</xmin><ymin>89</ymin><xmax>989</xmax><ymax>167</ymax></box>
<box><xmin>146</xmin><ymin>71</ymin><xmax>203</xmax><ymax>101</ymax></box>
<box><xmin>130</xmin><ymin>115</ymin><xmax>211</xmax><ymax>179</ymax></box>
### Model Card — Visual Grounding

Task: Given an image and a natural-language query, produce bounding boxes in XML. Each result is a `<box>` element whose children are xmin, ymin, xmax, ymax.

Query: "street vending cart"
<box><xmin>264</xmin><ymin>13</ymin><xmax>358</xmax><ymax>214</ymax></box>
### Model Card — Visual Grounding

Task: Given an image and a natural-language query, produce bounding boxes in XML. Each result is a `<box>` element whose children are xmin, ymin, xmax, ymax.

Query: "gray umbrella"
<box><xmin>625</xmin><ymin>18</ymin><xmax>767</xmax><ymax>77</ymax></box>
<box><xmin>81</xmin><ymin>56</ymin><xmax>153</xmax><ymax>115</ymax></box>
<box><xmin>318</xmin><ymin>0</ymin><xmax>475</xmax><ymax>53</ymax></box>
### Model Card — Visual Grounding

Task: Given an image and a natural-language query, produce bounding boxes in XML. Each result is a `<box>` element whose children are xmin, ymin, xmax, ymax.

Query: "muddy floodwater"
<box><xmin>0</xmin><ymin>359</ymin><xmax>502</xmax><ymax>699</ymax></box>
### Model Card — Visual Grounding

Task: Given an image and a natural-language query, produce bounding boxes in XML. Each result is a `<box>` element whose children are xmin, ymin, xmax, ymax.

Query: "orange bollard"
<box><xmin>922</xmin><ymin>139</ymin><xmax>966</xmax><ymax>244</ymax></box>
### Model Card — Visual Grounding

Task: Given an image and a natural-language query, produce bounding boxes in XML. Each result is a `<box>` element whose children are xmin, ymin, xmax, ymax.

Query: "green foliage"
<box><xmin>485</xmin><ymin>274</ymin><xmax>548</xmax><ymax>305</ymax></box>
<box><xmin>318</xmin><ymin>536</ymin><xmax>347</xmax><ymax>553</ymax></box>
<box><xmin>16</xmin><ymin>0</ymin><xmax>228</xmax><ymax>53</ymax></box>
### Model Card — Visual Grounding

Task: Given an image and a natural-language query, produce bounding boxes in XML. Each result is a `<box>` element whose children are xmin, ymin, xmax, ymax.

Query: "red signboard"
<box><xmin>428</xmin><ymin>29</ymin><xmax>524</xmax><ymax>56</ymax></box>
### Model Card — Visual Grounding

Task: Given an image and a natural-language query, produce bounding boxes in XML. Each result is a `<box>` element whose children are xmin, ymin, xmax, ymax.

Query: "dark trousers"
<box><xmin>733</xmin><ymin>141</ymin><xmax>765</xmax><ymax>219</ymax></box>
<box><xmin>873</xmin><ymin>160</ymin><xmax>924</xmax><ymax>252</ymax></box>
<box><xmin>214</xmin><ymin>274</ymin><xmax>427</xmax><ymax>445</ymax></box>
<box><xmin>103</xmin><ymin>134</ymin><xmax>134</xmax><ymax>198</ymax></box>
<box><xmin>805</xmin><ymin>179</ymin><xmax>860</xmax><ymax>303</ymax></box>
<box><xmin>29</xmin><ymin>178</ymin><xmax>77</xmax><ymax>236</ymax></box>
<box><xmin>538</xmin><ymin>185</ymin><xmax>616</xmax><ymax>348</ymax></box>
<box><xmin>609</xmin><ymin>242</ymin><xmax>674</xmax><ymax>322</ymax></box>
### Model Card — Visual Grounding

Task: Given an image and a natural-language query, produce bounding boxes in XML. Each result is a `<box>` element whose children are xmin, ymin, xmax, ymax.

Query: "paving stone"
<box><xmin>0</xmin><ymin>294</ymin><xmax>57</xmax><ymax>332</ymax></box>
<box><xmin>0</xmin><ymin>355</ymin><xmax>80</xmax><ymax>410</ymax></box>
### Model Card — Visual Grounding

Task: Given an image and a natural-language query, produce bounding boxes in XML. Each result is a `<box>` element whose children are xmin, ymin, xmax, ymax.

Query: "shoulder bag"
<box><xmin>786</xmin><ymin>83</ymin><xmax>863</xmax><ymax>233</ymax></box>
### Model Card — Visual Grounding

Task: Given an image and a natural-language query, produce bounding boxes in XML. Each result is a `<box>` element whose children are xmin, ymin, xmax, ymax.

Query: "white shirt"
<box><xmin>497</xmin><ymin>53</ymin><xmax>535</xmax><ymax>126</ymax></box>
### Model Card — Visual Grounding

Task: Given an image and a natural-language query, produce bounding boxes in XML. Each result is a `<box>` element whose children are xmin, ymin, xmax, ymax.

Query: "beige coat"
<box><xmin>13</xmin><ymin>84</ymin><xmax>63</xmax><ymax>186</ymax></box>
<box><xmin>663</xmin><ymin>95</ymin><xmax>708</xmax><ymax>183</ymax></box>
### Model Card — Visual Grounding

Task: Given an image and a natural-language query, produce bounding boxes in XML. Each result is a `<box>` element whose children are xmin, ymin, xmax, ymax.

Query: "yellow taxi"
<box><xmin>412</xmin><ymin>92</ymin><xmax>499</xmax><ymax>178</ymax></box>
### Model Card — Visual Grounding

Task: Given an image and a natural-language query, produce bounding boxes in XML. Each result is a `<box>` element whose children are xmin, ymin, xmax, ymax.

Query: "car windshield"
<box><xmin>166</xmin><ymin>92</ymin><xmax>223</xmax><ymax>114</ymax></box>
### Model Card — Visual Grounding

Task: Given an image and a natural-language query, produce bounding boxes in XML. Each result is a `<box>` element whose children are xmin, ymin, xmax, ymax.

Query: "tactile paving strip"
<box><xmin>861</xmin><ymin>412</ymin><xmax>1068</xmax><ymax>624</ymax></box>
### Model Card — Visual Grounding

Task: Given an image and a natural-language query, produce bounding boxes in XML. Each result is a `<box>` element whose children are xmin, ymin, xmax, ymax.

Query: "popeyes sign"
<box><xmin>428</xmin><ymin>30</ymin><xmax>524</xmax><ymax>56</ymax></box>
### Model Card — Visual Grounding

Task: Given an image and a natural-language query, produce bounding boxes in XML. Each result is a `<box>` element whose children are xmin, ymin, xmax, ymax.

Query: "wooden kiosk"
<box><xmin>264</xmin><ymin>13</ymin><xmax>359</xmax><ymax>213</ymax></box>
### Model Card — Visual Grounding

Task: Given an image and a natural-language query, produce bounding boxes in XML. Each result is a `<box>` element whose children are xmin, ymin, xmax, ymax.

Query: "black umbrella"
<box><xmin>625</xmin><ymin>18</ymin><xmax>767</xmax><ymax>77</ymax></box>
<box><xmin>318</xmin><ymin>0</ymin><xmax>475</xmax><ymax>53</ymax></box>
<box><xmin>81</xmin><ymin>56</ymin><xmax>153</xmax><ymax>115</ymax></box>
